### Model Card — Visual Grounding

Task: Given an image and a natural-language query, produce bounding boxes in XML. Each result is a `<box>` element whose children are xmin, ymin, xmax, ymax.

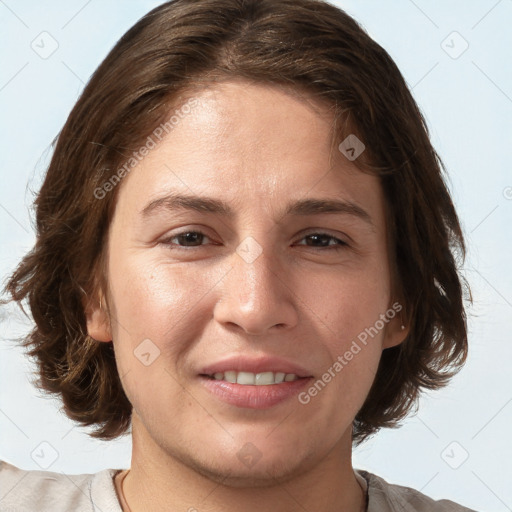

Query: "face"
<box><xmin>87</xmin><ymin>79</ymin><xmax>407</xmax><ymax>486</ymax></box>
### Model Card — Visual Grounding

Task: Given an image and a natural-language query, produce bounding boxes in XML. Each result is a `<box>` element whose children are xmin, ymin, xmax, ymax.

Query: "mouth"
<box><xmin>197</xmin><ymin>355</ymin><xmax>314</xmax><ymax>408</ymax></box>
<box><xmin>198</xmin><ymin>372</ymin><xmax>313</xmax><ymax>409</ymax></box>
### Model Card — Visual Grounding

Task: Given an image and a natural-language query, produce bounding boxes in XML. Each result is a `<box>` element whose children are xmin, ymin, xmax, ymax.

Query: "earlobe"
<box><xmin>382</xmin><ymin>314</ymin><xmax>410</xmax><ymax>350</ymax></box>
<box><xmin>83</xmin><ymin>294</ymin><xmax>112</xmax><ymax>342</ymax></box>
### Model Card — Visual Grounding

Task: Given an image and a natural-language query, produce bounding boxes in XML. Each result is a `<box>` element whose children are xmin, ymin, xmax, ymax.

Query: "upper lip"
<box><xmin>199</xmin><ymin>355</ymin><xmax>313</xmax><ymax>378</ymax></box>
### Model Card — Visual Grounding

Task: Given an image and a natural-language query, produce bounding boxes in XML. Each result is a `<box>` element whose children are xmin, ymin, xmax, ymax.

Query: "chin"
<box><xmin>191</xmin><ymin>456</ymin><xmax>312</xmax><ymax>488</ymax></box>
<box><xmin>174</xmin><ymin>440</ymin><xmax>319</xmax><ymax>489</ymax></box>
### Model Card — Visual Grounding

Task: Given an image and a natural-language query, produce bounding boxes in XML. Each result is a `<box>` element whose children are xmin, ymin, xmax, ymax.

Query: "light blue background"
<box><xmin>1</xmin><ymin>1</ymin><xmax>511</xmax><ymax>510</ymax></box>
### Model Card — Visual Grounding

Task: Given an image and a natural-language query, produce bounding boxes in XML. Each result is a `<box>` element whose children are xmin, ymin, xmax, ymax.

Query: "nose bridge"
<box><xmin>214</xmin><ymin>234</ymin><xmax>298</xmax><ymax>335</ymax></box>
<box><xmin>234</xmin><ymin>237</ymin><xmax>280</xmax><ymax>304</ymax></box>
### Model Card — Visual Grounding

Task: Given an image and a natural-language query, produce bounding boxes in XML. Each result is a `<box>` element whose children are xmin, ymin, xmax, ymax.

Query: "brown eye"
<box><xmin>162</xmin><ymin>231</ymin><xmax>211</xmax><ymax>248</ymax></box>
<box><xmin>296</xmin><ymin>233</ymin><xmax>348</xmax><ymax>250</ymax></box>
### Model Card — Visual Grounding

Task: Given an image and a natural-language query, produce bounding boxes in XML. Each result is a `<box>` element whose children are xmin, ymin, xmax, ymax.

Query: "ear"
<box><xmin>382</xmin><ymin>304</ymin><xmax>410</xmax><ymax>350</ymax></box>
<box><xmin>83</xmin><ymin>292</ymin><xmax>112</xmax><ymax>342</ymax></box>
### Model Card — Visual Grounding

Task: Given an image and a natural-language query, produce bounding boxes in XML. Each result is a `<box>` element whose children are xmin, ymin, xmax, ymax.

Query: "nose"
<box><xmin>213</xmin><ymin>239</ymin><xmax>299</xmax><ymax>336</ymax></box>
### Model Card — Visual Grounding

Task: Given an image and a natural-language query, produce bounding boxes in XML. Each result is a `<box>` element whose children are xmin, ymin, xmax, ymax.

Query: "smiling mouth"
<box><xmin>198</xmin><ymin>368</ymin><xmax>313</xmax><ymax>409</ymax></box>
<box><xmin>200</xmin><ymin>371</ymin><xmax>308</xmax><ymax>385</ymax></box>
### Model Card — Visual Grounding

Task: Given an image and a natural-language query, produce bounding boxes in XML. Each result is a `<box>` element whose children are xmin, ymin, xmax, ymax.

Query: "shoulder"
<box><xmin>356</xmin><ymin>469</ymin><xmax>478</xmax><ymax>512</ymax></box>
<box><xmin>0</xmin><ymin>459</ymin><xmax>123</xmax><ymax>512</ymax></box>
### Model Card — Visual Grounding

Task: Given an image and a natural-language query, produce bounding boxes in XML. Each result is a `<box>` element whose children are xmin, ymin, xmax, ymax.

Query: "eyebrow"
<box><xmin>141</xmin><ymin>192</ymin><xmax>375</xmax><ymax>229</ymax></box>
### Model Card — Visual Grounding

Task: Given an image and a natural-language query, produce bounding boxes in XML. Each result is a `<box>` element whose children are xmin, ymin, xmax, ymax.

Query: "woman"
<box><xmin>1</xmin><ymin>0</ymin><xmax>475</xmax><ymax>510</ymax></box>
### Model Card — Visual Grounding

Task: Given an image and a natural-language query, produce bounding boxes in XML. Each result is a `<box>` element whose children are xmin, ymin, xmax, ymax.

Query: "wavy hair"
<box><xmin>3</xmin><ymin>0</ymin><xmax>471</xmax><ymax>445</ymax></box>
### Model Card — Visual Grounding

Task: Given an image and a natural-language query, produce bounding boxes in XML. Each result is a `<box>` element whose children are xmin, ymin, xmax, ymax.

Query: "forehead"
<box><xmin>113</xmin><ymin>80</ymin><xmax>385</xmax><ymax>228</ymax></box>
<box><xmin>201</xmin><ymin>80</ymin><xmax>337</xmax><ymax>157</ymax></box>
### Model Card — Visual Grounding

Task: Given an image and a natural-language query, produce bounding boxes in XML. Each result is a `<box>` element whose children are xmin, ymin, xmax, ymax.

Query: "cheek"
<box><xmin>107</xmin><ymin>254</ymin><xmax>227</xmax><ymax>371</ymax></box>
<box><xmin>106</xmin><ymin>258</ymin><xmax>207</xmax><ymax>417</ymax></box>
<box><xmin>292</xmin><ymin>266</ymin><xmax>388</xmax><ymax>405</ymax></box>
<box><xmin>110</xmin><ymin>257</ymin><xmax>203</xmax><ymax>329</ymax></box>
<box><xmin>294</xmin><ymin>262</ymin><xmax>390</xmax><ymax>340</ymax></box>
<box><xmin>109</xmin><ymin>258</ymin><xmax>188</xmax><ymax>364</ymax></box>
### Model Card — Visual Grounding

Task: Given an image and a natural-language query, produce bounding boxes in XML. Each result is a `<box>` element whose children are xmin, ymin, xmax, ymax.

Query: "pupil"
<box><xmin>309</xmin><ymin>234</ymin><xmax>328</xmax><ymax>246</ymax></box>
<box><xmin>180</xmin><ymin>232</ymin><xmax>202</xmax><ymax>246</ymax></box>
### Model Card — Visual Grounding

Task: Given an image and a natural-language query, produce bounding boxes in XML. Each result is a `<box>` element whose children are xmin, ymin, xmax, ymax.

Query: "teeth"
<box><xmin>224</xmin><ymin>371</ymin><xmax>237</xmax><ymax>383</ymax></box>
<box><xmin>256</xmin><ymin>372</ymin><xmax>276</xmax><ymax>385</ymax></box>
<box><xmin>237</xmin><ymin>371</ymin><xmax>255</xmax><ymax>385</ymax></box>
<box><xmin>209</xmin><ymin>371</ymin><xmax>299</xmax><ymax>385</ymax></box>
<box><xmin>274</xmin><ymin>372</ymin><xmax>285</xmax><ymax>383</ymax></box>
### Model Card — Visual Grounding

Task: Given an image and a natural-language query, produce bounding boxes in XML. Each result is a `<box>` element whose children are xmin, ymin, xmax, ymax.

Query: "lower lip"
<box><xmin>199</xmin><ymin>376</ymin><xmax>313</xmax><ymax>409</ymax></box>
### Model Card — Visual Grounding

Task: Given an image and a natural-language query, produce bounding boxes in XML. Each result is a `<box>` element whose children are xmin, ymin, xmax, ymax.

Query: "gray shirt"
<box><xmin>0</xmin><ymin>460</ymin><xmax>478</xmax><ymax>511</ymax></box>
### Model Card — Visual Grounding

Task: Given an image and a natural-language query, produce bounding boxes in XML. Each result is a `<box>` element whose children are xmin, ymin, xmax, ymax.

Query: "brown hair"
<box><xmin>3</xmin><ymin>0</ymin><xmax>471</xmax><ymax>445</ymax></box>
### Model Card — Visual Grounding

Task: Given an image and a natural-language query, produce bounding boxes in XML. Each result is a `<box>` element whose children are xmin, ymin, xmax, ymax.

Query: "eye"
<box><xmin>160</xmin><ymin>230</ymin><xmax>348</xmax><ymax>251</ymax></box>
<box><xmin>295</xmin><ymin>232</ymin><xmax>348</xmax><ymax>250</ymax></box>
<box><xmin>161</xmin><ymin>230</ymin><xmax>212</xmax><ymax>248</ymax></box>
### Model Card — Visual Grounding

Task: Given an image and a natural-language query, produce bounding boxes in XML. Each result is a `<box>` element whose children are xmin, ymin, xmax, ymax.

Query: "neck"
<box><xmin>118</xmin><ymin>414</ymin><xmax>366</xmax><ymax>512</ymax></box>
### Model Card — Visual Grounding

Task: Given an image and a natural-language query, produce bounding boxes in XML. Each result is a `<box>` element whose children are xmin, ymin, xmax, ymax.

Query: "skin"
<box><xmin>86</xmin><ymin>79</ymin><xmax>409</xmax><ymax>512</ymax></box>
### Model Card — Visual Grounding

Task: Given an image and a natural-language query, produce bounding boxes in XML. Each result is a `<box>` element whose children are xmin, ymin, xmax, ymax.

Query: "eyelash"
<box><xmin>161</xmin><ymin>230</ymin><xmax>348</xmax><ymax>251</ymax></box>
